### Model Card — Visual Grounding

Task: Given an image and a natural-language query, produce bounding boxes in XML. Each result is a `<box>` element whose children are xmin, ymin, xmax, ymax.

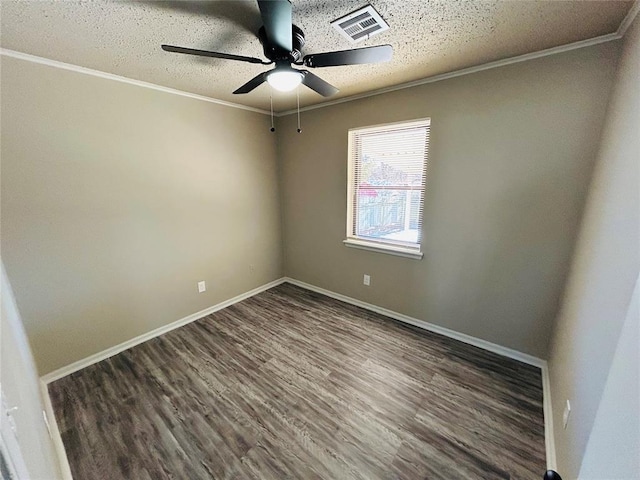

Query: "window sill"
<box><xmin>343</xmin><ymin>239</ymin><xmax>424</xmax><ymax>259</ymax></box>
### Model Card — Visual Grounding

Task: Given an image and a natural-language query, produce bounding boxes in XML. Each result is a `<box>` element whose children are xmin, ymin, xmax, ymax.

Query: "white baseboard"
<box><xmin>541</xmin><ymin>362</ymin><xmax>557</xmax><ymax>471</ymax></box>
<box><xmin>40</xmin><ymin>277</ymin><xmax>287</xmax><ymax>384</ymax></box>
<box><xmin>284</xmin><ymin>277</ymin><xmax>544</xmax><ymax>367</ymax></box>
<box><xmin>39</xmin><ymin>274</ymin><xmax>557</xmax><ymax>473</ymax></box>
<box><xmin>39</xmin><ymin>380</ymin><xmax>73</xmax><ymax>480</ymax></box>
<box><xmin>283</xmin><ymin>276</ymin><xmax>556</xmax><ymax>471</ymax></box>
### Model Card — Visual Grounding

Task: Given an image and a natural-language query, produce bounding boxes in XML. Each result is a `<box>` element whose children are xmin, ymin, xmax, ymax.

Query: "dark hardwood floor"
<box><xmin>49</xmin><ymin>283</ymin><xmax>546</xmax><ymax>479</ymax></box>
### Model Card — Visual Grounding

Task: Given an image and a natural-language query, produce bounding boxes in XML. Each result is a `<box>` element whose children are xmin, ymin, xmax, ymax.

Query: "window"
<box><xmin>344</xmin><ymin>118</ymin><xmax>430</xmax><ymax>259</ymax></box>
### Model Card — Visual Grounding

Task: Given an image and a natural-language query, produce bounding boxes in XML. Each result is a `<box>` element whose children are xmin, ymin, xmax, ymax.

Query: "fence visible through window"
<box><xmin>347</xmin><ymin>118</ymin><xmax>430</xmax><ymax>256</ymax></box>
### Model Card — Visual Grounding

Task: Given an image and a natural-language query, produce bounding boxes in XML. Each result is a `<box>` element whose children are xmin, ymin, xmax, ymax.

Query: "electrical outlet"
<box><xmin>197</xmin><ymin>281</ymin><xmax>206</xmax><ymax>293</ymax></box>
<box><xmin>563</xmin><ymin>400</ymin><xmax>571</xmax><ymax>429</ymax></box>
<box><xmin>363</xmin><ymin>274</ymin><xmax>371</xmax><ymax>286</ymax></box>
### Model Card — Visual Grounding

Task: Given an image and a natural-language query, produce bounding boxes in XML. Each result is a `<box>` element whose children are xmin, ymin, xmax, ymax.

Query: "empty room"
<box><xmin>1</xmin><ymin>1</ymin><xmax>638</xmax><ymax>479</ymax></box>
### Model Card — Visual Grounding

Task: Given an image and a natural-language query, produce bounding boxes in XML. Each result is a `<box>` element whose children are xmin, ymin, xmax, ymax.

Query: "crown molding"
<box><xmin>277</xmin><ymin>31</ymin><xmax>621</xmax><ymax>117</ymax></box>
<box><xmin>2</xmin><ymin>0</ymin><xmax>637</xmax><ymax>118</ymax></box>
<box><xmin>617</xmin><ymin>0</ymin><xmax>640</xmax><ymax>37</ymax></box>
<box><xmin>278</xmin><ymin>2</ymin><xmax>640</xmax><ymax>117</ymax></box>
<box><xmin>0</xmin><ymin>48</ymin><xmax>271</xmax><ymax>116</ymax></box>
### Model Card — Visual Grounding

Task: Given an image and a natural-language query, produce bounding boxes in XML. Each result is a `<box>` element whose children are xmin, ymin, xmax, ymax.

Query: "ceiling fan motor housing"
<box><xmin>259</xmin><ymin>25</ymin><xmax>305</xmax><ymax>62</ymax></box>
<box><xmin>162</xmin><ymin>0</ymin><xmax>392</xmax><ymax>98</ymax></box>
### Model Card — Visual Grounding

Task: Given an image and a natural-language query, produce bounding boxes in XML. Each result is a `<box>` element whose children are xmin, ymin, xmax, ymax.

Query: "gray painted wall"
<box><xmin>2</xmin><ymin>30</ymin><xmax>634</xmax><ymax>478</ymax></box>
<box><xmin>1</xmin><ymin>57</ymin><xmax>283</xmax><ymax>374</ymax></box>
<box><xmin>579</xmin><ymin>275</ymin><xmax>639</xmax><ymax>479</ymax></box>
<box><xmin>548</xmin><ymin>16</ymin><xmax>640</xmax><ymax>479</ymax></box>
<box><xmin>277</xmin><ymin>42</ymin><xmax>620</xmax><ymax>358</ymax></box>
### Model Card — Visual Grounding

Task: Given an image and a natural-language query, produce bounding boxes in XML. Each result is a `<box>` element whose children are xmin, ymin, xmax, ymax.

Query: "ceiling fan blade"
<box><xmin>303</xmin><ymin>45</ymin><xmax>393</xmax><ymax>68</ymax></box>
<box><xmin>257</xmin><ymin>0</ymin><xmax>293</xmax><ymax>53</ymax></box>
<box><xmin>300</xmin><ymin>70</ymin><xmax>339</xmax><ymax>97</ymax></box>
<box><xmin>161</xmin><ymin>45</ymin><xmax>269</xmax><ymax>65</ymax></box>
<box><xmin>233</xmin><ymin>72</ymin><xmax>268</xmax><ymax>94</ymax></box>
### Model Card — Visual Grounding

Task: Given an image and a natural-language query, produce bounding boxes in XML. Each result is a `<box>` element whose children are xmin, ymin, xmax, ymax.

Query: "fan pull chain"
<box><xmin>269</xmin><ymin>87</ymin><xmax>275</xmax><ymax>132</ymax></box>
<box><xmin>296</xmin><ymin>87</ymin><xmax>302</xmax><ymax>134</ymax></box>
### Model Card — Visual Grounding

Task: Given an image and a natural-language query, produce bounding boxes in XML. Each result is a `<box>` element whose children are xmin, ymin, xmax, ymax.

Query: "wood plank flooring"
<box><xmin>49</xmin><ymin>283</ymin><xmax>546</xmax><ymax>479</ymax></box>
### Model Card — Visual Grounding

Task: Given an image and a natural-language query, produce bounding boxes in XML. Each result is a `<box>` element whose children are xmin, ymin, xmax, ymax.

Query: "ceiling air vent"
<box><xmin>331</xmin><ymin>5</ymin><xmax>389</xmax><ymax>44</ymax></box>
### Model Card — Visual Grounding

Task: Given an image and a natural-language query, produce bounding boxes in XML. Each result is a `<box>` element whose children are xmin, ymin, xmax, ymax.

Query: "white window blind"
<box><xmin>345</xmin><ymin>118</ymin><xmax>430</xmax><ymax>259</ymax></box>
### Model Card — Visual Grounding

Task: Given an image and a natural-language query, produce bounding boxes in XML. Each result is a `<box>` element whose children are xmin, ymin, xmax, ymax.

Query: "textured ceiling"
<box><xmin>0</xmin><ymin>0</ymin><xmax>633</xmax><ymax>112</ymax></box>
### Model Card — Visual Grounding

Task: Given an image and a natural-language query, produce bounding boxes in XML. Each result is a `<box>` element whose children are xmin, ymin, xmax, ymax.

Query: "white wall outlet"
<box><xmin>563</xmin><ymin>400</ymin><xmax>571</xmax><ymax>429</ymax></box>
<box><xmin>197</xmin><ymin>281</ymin><xmax>206</xmax><ymax>293</ymax></box>
<box><xmin>363</xmin><ymin>274</ymin><xmax>371</xmax><ymax>286</ymax></box>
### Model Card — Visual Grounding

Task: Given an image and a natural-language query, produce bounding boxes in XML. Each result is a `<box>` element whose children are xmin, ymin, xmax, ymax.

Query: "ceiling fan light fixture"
<box><xmin>162</xmin><ymin>0</ymin><xmax>391</xmax><ymax>97</ymax></box>
<box><xmin>267</xmin><ymin>69</ymin><xmax>303</xmax><ymax>92</ymax></box>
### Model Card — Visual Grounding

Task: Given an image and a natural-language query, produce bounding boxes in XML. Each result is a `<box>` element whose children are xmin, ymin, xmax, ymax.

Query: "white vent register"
<box><xmin>331</xmin><ymin>5</ymin><xmax>390</xmax><ymax>44</ymax></box>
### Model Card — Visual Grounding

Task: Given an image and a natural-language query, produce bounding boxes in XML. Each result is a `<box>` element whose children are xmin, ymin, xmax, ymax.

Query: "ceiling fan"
<box><xmin>161</xmin><ymin>0</ymin><xmax>393</xmax><ymax>97</ymax></box>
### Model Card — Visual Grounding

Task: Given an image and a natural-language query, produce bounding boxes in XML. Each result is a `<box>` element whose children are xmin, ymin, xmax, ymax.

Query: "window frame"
<box><xmin>344</xmin><ymin>118</ymin><xmax>430</xmax><ymax>260</ymax></box>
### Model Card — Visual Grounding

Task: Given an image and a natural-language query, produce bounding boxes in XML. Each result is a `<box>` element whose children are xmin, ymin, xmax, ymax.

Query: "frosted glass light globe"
<box><xmin>267</xmin><ymin>70</ymin><xmax>303</xmax><ymax>92</ymax></box>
